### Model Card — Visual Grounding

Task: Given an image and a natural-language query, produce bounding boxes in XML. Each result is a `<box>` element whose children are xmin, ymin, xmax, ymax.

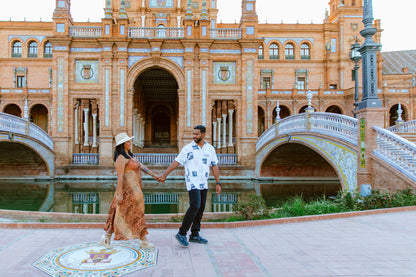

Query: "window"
<box><xmin>329</xmin><ymin>84</ymin><xmax>338</xmax><ymax>89</ymax></box>
<box><xmin>301</xmin><ymin>43</ymin><xmax>310</xmax><ymax>60</ymax></box>
<box><xmin>297</xmin><ymin>77</ymin><xmax>306</xmax><ymax>90</ymax></box>
<box><xmin>246</xmin><ymin>26</ymin><xmax>255</xmax><ymax>35</ymax></box>
<box><xmin>258</xmin><ymin>45</ymin><xmax>264</xmax><ymax>59</ymax></box>
<box><xmin>28</xmin><ymin>41</ymin><xmax>38</xmax><ymax>58</ymax></box>
<box><xmin>262</xmin><ymin>77</ymin><xmax>271</xmax><ymax>89</ymax></box>
<box><xmin>44</xmin><ymin>42</ymin><xmax>53</xmax><ymax>58</ymax></box>
<box><xmin>269</xmin><ymin>43</ymin><xmax>279</xmax><ymax>59</ymax></box>
<box><xmin>12</xmin><ymin>41</ymin><xmax>22</xmax><ymax>58</ymax></box>
<box><xmin>120</xmin><ymin>25</ymin><xmax>125</xmax><ymax>35</ymax></box>
<box><xmin>17</xmin><ymin>76</ymin><xmax>25</xmax><ymax>88</ymax></box>
<box><xmin>285</xmin><ymin>43</ymin><xmax>294</xmax><ymax>59</ymax></box>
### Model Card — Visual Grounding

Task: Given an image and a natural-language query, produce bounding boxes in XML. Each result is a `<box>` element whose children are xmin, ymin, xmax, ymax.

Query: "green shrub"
<box><xmin>233</xmin><ymin>193</ymin><xmax>268</xmax><ymax>220</ymax></box>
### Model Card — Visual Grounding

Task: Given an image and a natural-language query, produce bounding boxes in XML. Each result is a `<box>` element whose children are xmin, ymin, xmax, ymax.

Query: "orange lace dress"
<box><xmin>104</xmin><ymin>158</ymin><xmax>148</xmax><ymax>240</ymax></box>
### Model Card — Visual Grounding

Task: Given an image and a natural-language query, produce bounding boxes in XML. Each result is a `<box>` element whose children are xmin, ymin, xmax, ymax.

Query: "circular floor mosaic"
<box><xmin>33</xmin><ymin>240</ymin><xmax>158</xmax><ymax>276</ymax></box>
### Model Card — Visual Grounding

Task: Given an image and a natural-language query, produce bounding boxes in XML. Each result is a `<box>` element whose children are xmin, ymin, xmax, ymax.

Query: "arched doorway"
<box><xmin>258</xmin><ymin>106</ymin><xmax>265</xmax><ymax>135</ymax></box>
<box><xmin>299</xmin><ymin>105</ymin><xmax>308</xmax><ymax>114</ymax></box>
<box><xmin>325</xmin><ymin>105</ymin><xmax>342</xmax><ymax>114</ymax></box>
<box><xmin>133</xmin><ymin>67</ymin><xmax>178</xmax><ymax>150</ymax></box>
<box><xmin>389</xmin><ymin>104</ymin><xmax>407</xmax><ymax>126</ymax></box>
<box><xmin>30</xmin><ymin>104</ymin><xmax>48</xmax><ymax>132</ymax></box>
<box><xmin>4</xmin><ymin>104</ymin><xmax>21</xmax><ymax>117</ymax></box>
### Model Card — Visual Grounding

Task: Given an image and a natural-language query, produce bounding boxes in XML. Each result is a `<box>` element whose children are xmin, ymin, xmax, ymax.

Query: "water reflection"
<box><xmin>0</xmin><ymin>179</ymin><xmax>341</xmax><ymax>214</ymax></box>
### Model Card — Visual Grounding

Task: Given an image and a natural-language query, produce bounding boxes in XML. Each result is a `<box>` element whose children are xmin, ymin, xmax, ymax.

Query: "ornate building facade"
<box><xmin>0</xmin><ymin>0</ymin><xmax>414</xmax><ymax>172</ymax></box>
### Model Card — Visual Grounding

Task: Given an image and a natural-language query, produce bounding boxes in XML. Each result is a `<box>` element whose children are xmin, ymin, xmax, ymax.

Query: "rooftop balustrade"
<box><xmin>69</xmin><ymin>26</ymin><xmax>103</xmax><ymax>38</ymax></box>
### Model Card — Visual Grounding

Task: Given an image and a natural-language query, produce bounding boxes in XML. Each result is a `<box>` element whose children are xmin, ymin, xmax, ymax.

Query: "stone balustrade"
<box><xmin>72</xmin><ymin>153</ymin><xmax>99</xmax><ymax>165</ymax></box>
<box><xmin>69</xmin><ymin>26</ymin><xmax>103</xmax><ymax>38</ymax></box>
<box><xmin>128</xmin><ymin>27</ymin><xmax>185</xmax><ymax>38</ymax></box>
<box><xmin>256</xmin><ymin>112</ymin><xmax>358</xmax><ymax>152</ymax></box>
<box><xmin>387</xmin><ymin>120</ymin><xmax>416</xmax><ymax>133</ymax></box>
<box><xmin>0</xmin><ymin>112</ymin><xmax>53</xmax><ymax>150</ymax></box>
<box><xmin>373</xmin><ymin>126</ymin><xmax>416</xmax><ymax>182</ymax></box>
<box><xmin>209</xmin><ymin>28</ymin><xmax>242</xmax><ymax>39</ymax></box>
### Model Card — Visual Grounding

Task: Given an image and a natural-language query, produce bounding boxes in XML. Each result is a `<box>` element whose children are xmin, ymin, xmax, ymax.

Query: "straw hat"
<box><xmin>114</xmin><ymin>132</ymin><xmax>134</xmax><ymax>147</ymax></box>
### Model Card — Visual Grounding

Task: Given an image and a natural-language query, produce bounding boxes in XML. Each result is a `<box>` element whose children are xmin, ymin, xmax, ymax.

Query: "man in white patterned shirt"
<box><xmin>159</xmin><ymin>125</ymin><xmax>221</xmax><ymax>247</ymax></box>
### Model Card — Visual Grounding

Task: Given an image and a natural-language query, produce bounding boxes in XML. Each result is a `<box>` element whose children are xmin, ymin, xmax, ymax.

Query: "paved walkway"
<box><xmin>1</xmin><ymin>211</ymin><xmax>416</xmax><ymax>276</ymax></box>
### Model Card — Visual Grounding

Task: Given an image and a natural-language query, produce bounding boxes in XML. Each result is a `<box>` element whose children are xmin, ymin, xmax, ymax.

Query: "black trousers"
<box><xmin>179</xmin><ymin>189</ymin><xmax>208</xmax><ymax>237</ymax></box>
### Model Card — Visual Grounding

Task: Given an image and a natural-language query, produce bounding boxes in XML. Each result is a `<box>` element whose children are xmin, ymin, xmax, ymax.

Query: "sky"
<box><xmin>0</xmin><ymin>0</ymin><xmax>414</xmax><ymax>51</ymax></box>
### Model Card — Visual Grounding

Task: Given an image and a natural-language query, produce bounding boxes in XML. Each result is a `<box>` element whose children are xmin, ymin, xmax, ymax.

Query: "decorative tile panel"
<box><xmin>246</xmin><ymin>59</ymin><xmax>254</xmax><ymax>134</ymax></box>
<box><xmin>166</xmin><ymin>56</ymin><xmax>184</xmax><ymax>68</ymax></box>
<box><xmin>213</xmin><ymin>62</ymin><xmax>236</xmax><ymax>85</ymax></box>
<box><xmin>57</xmin><ymin>58</ymin><xmax>65</xmax><ymax>133</ymax></box>
<box><xmin>8</xmin><ymin>35</ymin><xmax>46</xmax><ymax>42</ymax></box>
<box><xmin>128</xmin><ymin>56</ymin><xmax>147</xmax><ymax>68</ymax></box>
<box><xmin>75</xmin><ymin>60</ymin><xmax>99</xmax><ymax>83</ymax></box>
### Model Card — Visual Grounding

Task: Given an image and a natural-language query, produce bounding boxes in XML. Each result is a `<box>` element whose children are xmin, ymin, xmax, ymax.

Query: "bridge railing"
<box><xmin>387</xmin><ymin>120</ymin><xmax>416</xmax><ymax>133</ymax></box>
<box><xmin>256</xmin><ymin>112</ymin><xmax>358</xmax><ymax>152</ymax></box>
<box><xmin>0</xmin><ymin>112</ymin><xmax>53</xmax><ymax>150</ymax></box>
<box><xmin>373</xmin><ymin>126</ymin><xmax>416</xmax><ymax>181</ymax></box>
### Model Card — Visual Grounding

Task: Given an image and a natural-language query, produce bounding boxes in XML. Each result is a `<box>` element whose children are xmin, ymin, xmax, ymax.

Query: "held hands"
<box><xmin>158</xmin><ymin>174</ymin><xmax>167</xmax><ymax>183</ymax></box>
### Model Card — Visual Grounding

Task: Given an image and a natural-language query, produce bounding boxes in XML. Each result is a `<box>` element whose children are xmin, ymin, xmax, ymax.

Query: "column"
<box><xmin>92</xmin><ymin>113</ymin><xmax>98</xmax><ymax>147</ymax></box>
<box><xmin>141</xmin><ymin>16</ymin><xmax>146</xmax><ymax>27</ymax></box>
<box><xmin>74</xmin><ymin>102</ymin><xmax>79</xmax><ymax>145</ymax></box>
<box><xmin>217</xmin><ymin>118</ymin><xmax>221</xmax><ymax>149</ymax></box>
<box><xmin>222</xmin><ymin>114</ymin><xmax>227</xmax><ymax>152</ymax></box>
<box><xmin>177</xmin><ymin>16</ymin><xmax>181</xmax><ymax>28</ymax></box>
<box><xmin>228</xmin><ymin>109</ymin><xmax>234</xmax><ymax>147</ymax></box>
<box><xmin>178</xmin><ymin>0</ymin><xmax>181</xmax><ymax>8</ymax></box>
<box><xmin>142</xmin><ymin>0</ymin><xmax>145</xmax><ymax>8</ymax></box>
<box><xmin>83</xmin><ymin>108</ymin><xmax>89</xmax><ymax>147</ymax></box>
<box><xmin>212</xmin><ymin>121</ymin><xmax>217</xmax><ymax>148</ymax></box>
<box><xmin>133</xmin><ymin>109</ymin><xmax>137</xmax><ymax>145</ymax></box>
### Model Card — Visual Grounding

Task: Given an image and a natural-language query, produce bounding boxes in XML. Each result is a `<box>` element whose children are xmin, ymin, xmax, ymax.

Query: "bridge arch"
<box><xmin>256</xmin><ymin>112</ymin><xmax>358</xmax><ymax>191</ymax></box>
<box><xmin>0</xmin><ymin>112</ymin><xmax>54</xmax><ymax>176</ymax></box>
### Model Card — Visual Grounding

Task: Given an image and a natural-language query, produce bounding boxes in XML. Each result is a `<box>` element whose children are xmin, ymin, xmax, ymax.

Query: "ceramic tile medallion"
<box><xmin>33</xmin><ymin>240</ymin><xmax>158</xmax><ymax>276</ymax></box>
<box><xmin>213</xmin><ymin>62</ymin><xmax>236</xmax><ymax>85</ymax></box>
<box><xmin>75</xmin><ymin>60</ymin><xmax>99</xmax><ymax>83</ymax></box>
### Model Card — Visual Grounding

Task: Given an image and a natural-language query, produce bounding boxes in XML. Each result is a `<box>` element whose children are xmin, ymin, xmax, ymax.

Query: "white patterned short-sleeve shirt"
<box><xmin>175</xmin><ymin>141</ymin><xmax>219</xmax><ymax>191</ymax></box>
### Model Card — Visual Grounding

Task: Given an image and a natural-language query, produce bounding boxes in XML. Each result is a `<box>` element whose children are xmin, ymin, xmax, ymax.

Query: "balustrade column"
<box><xmin>217</xmin><ymin>118</ymin><xmax>222</xmax><ymax>149</ymax></box>
<box><xmin>212</xmin><ymin>121</ymin><xmax>217</xmax><ymax>147</ymax></box>
<box><xmin>228</xmin><ymin>109</ymin><xmax>234</xmax><ymax>147</ymax></box>
<box><xmin>92</xmin><ymin>113</ymin><xmax>98</xmax><ymax>147</ymax></box>
<box><xmin>222</xmin><ymin>114</ymin><xmax>227</xmax><ymax>150</ymax></box>
<box><xmin>83</xmin><ymin>108</ymin><xmax>89</xmax><ymax>147</ymax></box>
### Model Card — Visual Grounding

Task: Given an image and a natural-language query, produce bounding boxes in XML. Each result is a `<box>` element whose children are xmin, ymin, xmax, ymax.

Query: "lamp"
<box><xmin>349</xmin><ymin>38</ymin><xmax>361</xmax><ymax>118</ymax></box>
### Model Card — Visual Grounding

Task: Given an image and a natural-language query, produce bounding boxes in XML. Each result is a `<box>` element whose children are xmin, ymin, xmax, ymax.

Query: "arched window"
<box><xmin>12</xmin><ymin>41</ymin><xmax>22</xmax><ymax>58</ymax></box>
<box><xmin>44</xmin><ymin>42</ymin><xmax>53</xmax><ymax>58</ymax></box>
<box><xmin>269</xmin><ymin>43</ymin><xmax>279</xmax><ymax>60</ymax></box>
<box><xmin>285</xmin><ymin>43</ymin><xmax>294</xmax><ymax>59</ymax></box>
<box><xmin>301</xmin><ymin>43</ymin><xmax>310</xmax><ymax>60</ymax></box>
<box><xmin>28</xmin><ymin>41</ymin><xmax>38</xmax><ymax>58</ymax></box>
<box><xmin>258</xmin><ymin>45</ymin><xmax>264</xmax><ymax>59</ymax></box>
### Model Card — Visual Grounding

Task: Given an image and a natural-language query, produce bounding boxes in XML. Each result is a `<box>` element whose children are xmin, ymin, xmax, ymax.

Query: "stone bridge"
<box><xmin>0</xmin><ymin>112</ymin><xmax>55</xmax><ymax>176</ymax></box>
<box><xmin>256</xmin><ymin>112</ymin><xmax>359</xmax><ymax>192</ymax></box>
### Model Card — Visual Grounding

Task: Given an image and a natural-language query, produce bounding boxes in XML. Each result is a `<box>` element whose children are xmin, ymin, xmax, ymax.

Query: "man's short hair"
<box><xmin>194</xmin><ymin>125</ymin><xmax>206</xmax><ymax>134</ymax></box>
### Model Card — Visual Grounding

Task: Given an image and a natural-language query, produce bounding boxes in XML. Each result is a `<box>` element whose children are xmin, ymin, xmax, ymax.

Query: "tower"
<box><xmin>52</xmin><ymin>0</ymin><xmax>73</xmax><ymax>36</ymax></box>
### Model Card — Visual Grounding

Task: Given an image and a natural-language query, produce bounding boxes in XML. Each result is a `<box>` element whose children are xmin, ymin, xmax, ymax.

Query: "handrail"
<box><xmin>0</xmin><ymin>112</ymin><xmax>53</xmax><ymax>150</ymax></box>
<box><xmin>373</xmin><ymin>126</ymin><xmax>416</xmax><ymax>182</ymax></box>
<box><xmin>256</xmin><ymin>112</ymin><xmax>358</xmax><ymax>152</ymax></box>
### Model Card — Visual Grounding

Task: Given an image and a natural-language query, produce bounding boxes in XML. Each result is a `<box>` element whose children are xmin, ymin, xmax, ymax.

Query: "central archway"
<box><xmin>133</xmin><ymin>67</ymin><xmax>179</xmax><ymax>150</ymax></box>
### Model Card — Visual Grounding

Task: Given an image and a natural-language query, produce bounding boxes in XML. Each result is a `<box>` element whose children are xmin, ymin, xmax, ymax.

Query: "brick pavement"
<box><xmin>1</xmin><ymin>211</ymin><xmax>416</xmax><ymax>276</ymax></box>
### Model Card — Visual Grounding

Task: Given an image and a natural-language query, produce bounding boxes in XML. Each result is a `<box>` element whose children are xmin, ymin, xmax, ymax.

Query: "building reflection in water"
<box><xmin>0</xmin><ymin>179</ymin><xmax>341</xmax><ymax>214</ymax></box>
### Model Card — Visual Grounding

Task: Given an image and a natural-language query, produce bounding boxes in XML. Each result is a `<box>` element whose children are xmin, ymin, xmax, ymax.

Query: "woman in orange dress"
<box><xmin>103</xmin><ymin>132</ymin><xmax>159</xmax><ymax>248</ymax></box>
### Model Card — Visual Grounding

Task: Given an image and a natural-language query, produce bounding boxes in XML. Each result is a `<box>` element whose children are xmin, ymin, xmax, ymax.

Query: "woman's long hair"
<box><xmin>114</xmin><ymin>143</ymin><xmax>133</xmax><ymax>162</ymax></box>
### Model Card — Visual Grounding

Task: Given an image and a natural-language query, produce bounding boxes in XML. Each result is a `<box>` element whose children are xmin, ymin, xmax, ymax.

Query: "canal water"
<box><xmin>0</xmin><ymin>179</ymin><xmax>341</xmax><ymax>214</ymax></box>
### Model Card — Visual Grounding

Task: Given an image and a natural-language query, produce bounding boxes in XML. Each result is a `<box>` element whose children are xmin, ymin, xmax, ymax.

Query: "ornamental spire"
<box><xmin>185</xmin><ymin>0</ymin><xmax>193</xmax><ymax>20</ymax></box>
<box><xmin>119</xmin><ymin>0</ymin><xmax>127</xmax><ymax>19</ymax></box>
<box><xmin>104</xmin><ymin>0</ymin><xmax>112</xmax><ymax>18</ymax></box>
